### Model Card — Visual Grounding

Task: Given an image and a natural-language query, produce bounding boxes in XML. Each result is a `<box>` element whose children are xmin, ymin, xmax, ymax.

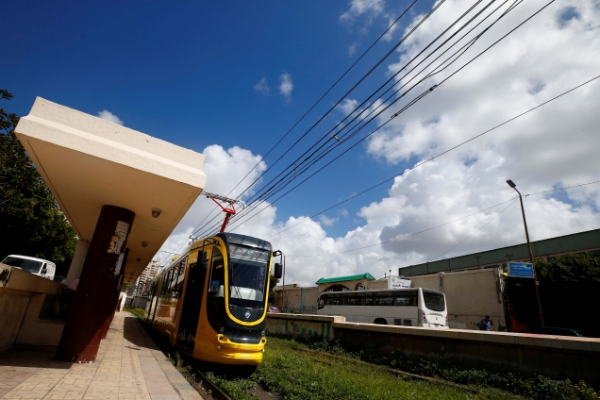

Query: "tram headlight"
<box><xmin>261</xmin><ymin>331</ymin><xmax>265</xmax><ymax>337</ymax></box>
<box><xmin>220</xmin><ymin>327</ymin><xmax>225</xmax><ymax>333</ymax></box>
<box><xmin>217</xmin><ymin>346</ymin><xmax>223</xmax><ymax>351</ymax></box>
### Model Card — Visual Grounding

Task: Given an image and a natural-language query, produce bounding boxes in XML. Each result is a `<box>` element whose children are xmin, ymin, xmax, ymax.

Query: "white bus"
<box><xmin>317</xmin><ymin>288</ymin><xmax>448</xmax><ymax>328</ymax></box>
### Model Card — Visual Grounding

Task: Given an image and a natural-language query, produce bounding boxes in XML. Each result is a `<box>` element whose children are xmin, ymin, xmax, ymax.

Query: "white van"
<box><xmin>0</xmin><ymin>255</ymin><xmax>56</xmax><ymax>281</ymax></box>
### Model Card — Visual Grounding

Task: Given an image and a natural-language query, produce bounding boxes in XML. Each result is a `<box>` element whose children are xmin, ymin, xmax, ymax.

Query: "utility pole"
<box><xmin>506</xmin><ymin>180</ymin><xmax>545</xmax><ymax>326</ymax></box>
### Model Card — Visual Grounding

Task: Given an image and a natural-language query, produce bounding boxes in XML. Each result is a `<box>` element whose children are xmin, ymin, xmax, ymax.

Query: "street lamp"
<box><xmin>506</xmin><ymin>179</ymin><xmax>545</xmax><ymax>326</ymax></box>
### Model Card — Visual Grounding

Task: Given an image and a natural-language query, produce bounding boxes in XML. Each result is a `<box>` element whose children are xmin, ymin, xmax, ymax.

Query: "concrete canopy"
<box><xmin>15</xmin><ymin>98</ymin><xmax>206</xmax><ymax>283</ymax></box>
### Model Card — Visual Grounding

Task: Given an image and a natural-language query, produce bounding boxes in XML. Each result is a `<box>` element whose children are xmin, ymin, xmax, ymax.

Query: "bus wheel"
<box><xmin>374</xmin><ymin>318</ymin><xmax>387</xmax><ymax>325</ymax></box>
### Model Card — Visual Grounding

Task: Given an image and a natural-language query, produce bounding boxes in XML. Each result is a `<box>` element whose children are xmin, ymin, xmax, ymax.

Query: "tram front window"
<box><xmin>228</xmin><ymin>245</ymin><xmax>269</xmax><ymax>307</ymax></box>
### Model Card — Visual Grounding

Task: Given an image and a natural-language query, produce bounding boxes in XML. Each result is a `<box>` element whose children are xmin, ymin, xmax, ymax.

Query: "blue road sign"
<box><xmin>508</xmin><ymin>262</ymin><xmax>534</xmax><ymax>278</ymax></box>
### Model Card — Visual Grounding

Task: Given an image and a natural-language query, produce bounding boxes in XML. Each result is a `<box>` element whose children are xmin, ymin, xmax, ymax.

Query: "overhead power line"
<box><xmin>231</xmin><ymin>66</ymin><xmax>600</xmax><ymax>239</ymax></box>
<box><xmin>285</xmin><ymin>180</ymin><xmax>600</xmax><ymax>259</ymax></box>
<box><xmin>187</xmin><ymin>0</ymin><xmax>424</xmax><ymax>240</ymax></box>
<box><xmin>242</xmin><ymin>0</ymin><xmax>494</xmax><ymax>207</ymax></box>
<box><xmin>222</xmin><ymin>0</ymin><xmax>551</xmax><ymax>234</ymax></box>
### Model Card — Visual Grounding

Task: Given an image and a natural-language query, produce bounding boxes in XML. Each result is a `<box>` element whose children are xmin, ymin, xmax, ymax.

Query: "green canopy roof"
<box><xmin>315</xmin><ymin>273</ymin><xmax>376</xmax><ymax>285</ymax></box>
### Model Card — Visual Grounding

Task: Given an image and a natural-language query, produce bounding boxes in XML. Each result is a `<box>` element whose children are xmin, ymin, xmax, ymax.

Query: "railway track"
<box><xmin>141</xmin><ymin>320</ymin><xmax>480</xmax><ymax>399</ymax></box>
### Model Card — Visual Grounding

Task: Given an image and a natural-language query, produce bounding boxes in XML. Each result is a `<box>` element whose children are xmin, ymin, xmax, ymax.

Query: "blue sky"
<box><xmin>4</xmin><ymin>0</ymin><xmax>600</xmax><ymax>285</ymax></box>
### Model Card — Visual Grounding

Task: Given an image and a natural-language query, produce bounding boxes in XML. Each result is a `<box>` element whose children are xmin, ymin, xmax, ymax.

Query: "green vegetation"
<box><xmin>0</xmin><ymin>90</ymin><xmax>77</xmax><ymax>274</ymax></box>
<box><xmin>303</xmin><ymin>338</ymin><xmax>599</xmax><ymax>400</ymax></box>
<box><xmin>208</xmin><ymin>337</ymin><xmax>526</xmax><ymax>400</ymax></box>
<box><xmin>505</xmin><ymin>252</ymin><xmax>600</xmax><ymax>335</ymax></box>
<box><xmin>124</xmin><ymin>306</ymin><xmax>146</xmax><ymax>320</ymax></box>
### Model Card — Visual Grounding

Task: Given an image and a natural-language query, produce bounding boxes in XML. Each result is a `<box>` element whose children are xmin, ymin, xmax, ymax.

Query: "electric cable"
<box><xmin>225</xmin><ymin>0</ymin><xmax>564</xmax><ymax>234</ymax></box>
<box><xmin>234</xmin><ymin>0</ymin><xmax>451</xmax><ymax>204</ymax></box>
<box><xmin>236</xmin><ymin>72</ymin><xmax>600</xmax><ymax>238</ymax></box>
<box><xmin>234</xmin><ymin>0</ymin><xmax>526</xmax><ymax>216</ymax></box>
<box><xmin>432</xmin><ymin>199</ymin><xmax>518</xmax><ymax>260</ymax></box>
<box><xmin>285</xmin><ymin>179</ymin><xmax>600</xmax><ymax>259</ymax></box>
<box><xmin>212</xmin><ymin>0</ymin><xmax>514</xmax><ymax>234</ymax></box>
<box><xmin>243</xmin><ymin>0</ymin><xmax>484</xmax><ymax>206</ymax></box>
<box><xmin>187</xmin><ymin>0</ymin><xmax>423</xmax><ymax>240</ymax></box>
<box><xmin>226</xmin><ymin>0</ymin><xmax>420</xmax><ymax>199</ymax></box>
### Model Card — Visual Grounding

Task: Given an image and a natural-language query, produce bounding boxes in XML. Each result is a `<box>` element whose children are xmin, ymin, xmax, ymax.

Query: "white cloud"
<box><xmin>253</xmin><ymin>77</ymin><xmax>270</xmax><ymax>95</ymax></box>
<box><xmin>158</xmin><ymin>0</ymin><xmax>600</xmax><ymax>289</ymax></box>
<box><xmin>340</xmin><ymin>0</ymin><xmax>385</xmax><ymax>27</ymax></box>
<box><xmin>156</xmin><ymin>144</ymin><xmax>267</xmax><ymax>265</ymax></box>
<box><xmin>278</xmin><ymin>73</ymin><xmax>293</xmax><ymax>102</ymax></box>
<box><xmin>97</xmin><ymin>110</ymin><xmax>123</xmax><ymax>125</ymax></box>
<box><xmin>319</xmin><ymin>215</ymin><xmax>339</xmax><ymax>226</ymax></box>
<box><xmin>277</xmin><ymin>0</ymin><xmax>600</xmax><ymax>286</ymax></box>
<box><xmin>349</xmin><ymin>43</ymin><xmax>358</xmax><ymax>56</ymax></box>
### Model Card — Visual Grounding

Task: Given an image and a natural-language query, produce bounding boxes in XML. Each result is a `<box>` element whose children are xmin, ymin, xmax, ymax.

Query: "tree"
<box><xmin>0</xmin><ymin>90</ymin><xmax>77</xmax><ymax>276</ymax></box>
<box><xmin>505</xmin><ymin>252</ymin><xmax>600</xmax><ymax>335</ymax></box>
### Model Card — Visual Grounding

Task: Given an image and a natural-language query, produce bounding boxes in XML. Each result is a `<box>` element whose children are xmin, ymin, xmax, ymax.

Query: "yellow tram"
<box><xmin>145</xmin><ymin>232</ymin><xmax>282</xmax><ymax>365</ymax></box>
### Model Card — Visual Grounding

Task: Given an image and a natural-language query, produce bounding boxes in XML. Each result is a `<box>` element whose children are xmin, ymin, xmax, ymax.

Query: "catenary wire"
<box><xmin>242</xmin><ymin>0</ymin><xmax>485</xmax><ymax>206</ymax></box>
<box><xmin>285</xmin><ymin>180</ymin><xmax>600</xmax><ymax>259</ymax></box>
<box><xmin>234</xmin><ymin>0</ymin><xmax>450</xmax><ymax>205</ymax></box>
<box><xmin>187</xmin><ymin>0</ymin><xmax>423</xmax><ymax>240</ymax></box>
<box><xmin>245</xmin><ymin>0</ymin><xmax>525</xmax><ymax>206</ymax></box>
<box><xmin>225</xmin><ymin>0</ymin><xmax>565</xmax><ymax>235</ymax></box>
<box><xmin>228</xmin><ymin>0</ymin><xmax>529</xmax><ymax>222</ymax></box>
<box><xmin>211</xmin><ymin>0</ymin><xmax>517</xmax><ymax>234</ymax></box>
<box><xmin>242</xmin><ymin>72</ymin><xmax>600</xmax><ymax>239</ymax></box>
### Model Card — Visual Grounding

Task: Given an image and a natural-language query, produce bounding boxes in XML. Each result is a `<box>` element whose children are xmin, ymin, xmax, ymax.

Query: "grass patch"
<box><xmin>299</xmin><ymin>337</ymin><xmax>599</xmax><ymax>400</ymax></box>
<box><xmin>124</xmin><ymin>306</ymin><xmax>145</xmax><ymax>320</ymax></box>
<box><xmin>209</xmin><ymin>336</ymin><xmax>522</xmax><ymax>400</ymax></box>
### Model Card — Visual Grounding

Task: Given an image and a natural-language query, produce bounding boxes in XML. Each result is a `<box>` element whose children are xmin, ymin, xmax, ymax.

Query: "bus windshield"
<box><xmin>2</xmin><ymin>256</ymin><xmax>43</xmax><ymax>274</ymax></box>
<box><xmin>423</xmin><ymin>290</ymin><xmax>445</xmax><ymax>312</ymax></box>
<box><xmin>228</xmin><ymin>245</ymin><xmax>269</xmax><ymax>307</ymax></box>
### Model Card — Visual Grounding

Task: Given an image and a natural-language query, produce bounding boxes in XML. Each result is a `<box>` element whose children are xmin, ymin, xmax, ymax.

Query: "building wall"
<box><xmin>399</xmin><ymin>228</ymin><xmax>600</xmax><ymax>277</ymax></box>
<box><xmin>274</xmin><ymin>269</ymin><xmax>506</xmax><ymax>331</ymax></box>
<box><xmin>410</xmin><ymin>269</ymin><xmax>506</xmax><ymax>330</ymax></box>
<box><xmin>0</xmin><ymin>264</ymin><xmax>66</xmax><ymax>353</ymax></box>
<box><xmin>15</xmin><ymin>293</ymin><xmax>65</xmax><ymax>350</ymax></box>
<box><xmin>276</xmin><ymin>286</ymin><xmax>320</xmax><ymax>314</ymax></box>
<box><xmin>0</xmin><ymin>290</ymin><xmax>31</xmax><ymax>353</ymax></box>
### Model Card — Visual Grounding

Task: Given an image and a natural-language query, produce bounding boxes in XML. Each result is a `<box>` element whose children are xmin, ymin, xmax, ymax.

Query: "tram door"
<box><xmin>176</xmin><ymin>250</ymin><xmax>208</xmax><ymax>351</ymax></box>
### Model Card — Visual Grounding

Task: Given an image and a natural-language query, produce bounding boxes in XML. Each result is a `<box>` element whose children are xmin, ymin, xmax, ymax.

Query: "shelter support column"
<box><xmin>56</xmin><ymin>205</ymin><xmax>135</xmax><ymax>362</ymax></box>
<box><xmin>64</xmin><ymin>239</ymin><xmax>89</xmax><ymax>286</ymax></box>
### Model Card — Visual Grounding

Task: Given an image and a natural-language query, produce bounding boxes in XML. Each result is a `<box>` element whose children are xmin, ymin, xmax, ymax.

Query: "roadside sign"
<box><xmin>508</xmin><ymin>262</ymin><xmax>534</xmax><ymax>278</ymax></box>
<box><xmin>389</xmin><ymin>276</ymin><xmax>412</xmax><ymax>289</ymax></box>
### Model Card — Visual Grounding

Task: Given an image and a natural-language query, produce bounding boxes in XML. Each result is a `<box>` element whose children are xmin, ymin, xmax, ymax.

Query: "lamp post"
<box><xmin>506</xmin><ymin>179</ymin><xmax>545</xmax><ymax>326</ymax></box>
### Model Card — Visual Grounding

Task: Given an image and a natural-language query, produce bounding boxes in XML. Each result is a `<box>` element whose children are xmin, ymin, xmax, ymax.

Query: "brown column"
<box><xmin>56</xmin><ymin>205</ymin><xmax>135</xmax><ymax>362</ymax></box>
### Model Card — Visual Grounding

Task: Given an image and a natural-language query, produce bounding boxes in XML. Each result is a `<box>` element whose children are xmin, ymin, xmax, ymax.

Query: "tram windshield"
<box><xmin>228</xmin><ymin>245</ymin><xmax>270</xmax><ymax>307</ymax></box>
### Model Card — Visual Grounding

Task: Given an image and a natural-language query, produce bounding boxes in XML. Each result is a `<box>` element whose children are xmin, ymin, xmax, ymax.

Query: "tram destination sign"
<box><xmin>508</xmin><ymin>262</ymin><xmax>534</xmax><ymax>278</ymax></box>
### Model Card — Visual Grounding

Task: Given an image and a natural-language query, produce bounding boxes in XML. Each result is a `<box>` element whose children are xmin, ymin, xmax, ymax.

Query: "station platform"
<box><xmin>0</xmin><ymin>312</ymin><xmax>203</xmax><ymax>400</ymax></box>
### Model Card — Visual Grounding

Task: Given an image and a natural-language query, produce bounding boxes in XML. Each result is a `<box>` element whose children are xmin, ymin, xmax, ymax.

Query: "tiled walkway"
<box><xmin>0</xmin><ymin>313</ymin><xmax>203</xmax><ymax>400</ymax></box>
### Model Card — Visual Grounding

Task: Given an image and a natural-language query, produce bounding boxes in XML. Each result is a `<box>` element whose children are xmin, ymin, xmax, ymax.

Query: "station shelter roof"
<box><xmin>15</xmin><ymin>97</ymin><xmax>207</xmax><ymax>284</ymax></box>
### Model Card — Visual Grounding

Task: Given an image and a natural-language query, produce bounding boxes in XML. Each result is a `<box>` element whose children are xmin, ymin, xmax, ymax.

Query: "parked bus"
<box><xmin>317</xmin><ymin>288</ymin><xmax>448</xmax><ymax>328</ymax></box>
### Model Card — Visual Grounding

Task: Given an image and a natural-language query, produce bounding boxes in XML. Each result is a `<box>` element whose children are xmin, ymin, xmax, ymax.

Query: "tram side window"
<box><xmin>170</xmin><ymin>258</ymin><xmax>188</xmax><ymax>299</ymax></box>
<box><xmin>208</xmin><ymin>247</ymin><xmax>225</xmax><ymax>297</ymax></box>
<box><xmin>161</xmin><ymin>268</ymin><xmax>176</xmax><ymax>298</ymax></box>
